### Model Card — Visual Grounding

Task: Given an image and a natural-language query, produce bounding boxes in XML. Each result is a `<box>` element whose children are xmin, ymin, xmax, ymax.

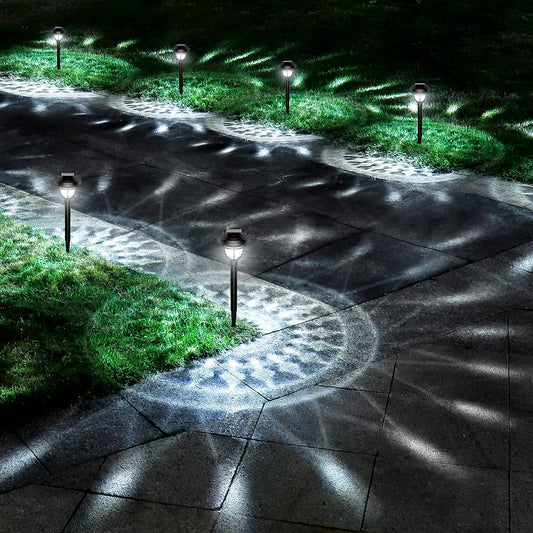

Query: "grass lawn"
<box><xmin>0</xmin><ymin>0</ymin><xmax>531</xmax><ymax>181</ymax></box>
<box><xmin>0</xmin><ymin>212</ymin><xmax>256</xmax><ymax>424</ymax></box>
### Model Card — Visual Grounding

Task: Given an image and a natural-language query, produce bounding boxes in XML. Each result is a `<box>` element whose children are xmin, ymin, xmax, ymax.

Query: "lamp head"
<box><xmin>173</xmin><ymin>43</ymin><xmax>189</xmax><ymax>61</ymax></box>
<box><xmin>280</xmin><ymin>60</ymin><xmax>297</xmax><ymax>78</ymax></box>
<box><xmin>57</xmin><ymin>172</ymin><xmax>80</xmax><ymax>199</ymax></box>
<box><xmin>53</xmin><ymin>26</ymin><xmax>65</xmax><ymax>42</ymax></box>
<box><xmin>221</xmin><ymin>228</ymin><xmax>247</xmax><ymax>261</ymax></box>
<box><xmin>411</xmin><ymin>82</ymin><xmax>429</xmax><ymax>103</ymax></box>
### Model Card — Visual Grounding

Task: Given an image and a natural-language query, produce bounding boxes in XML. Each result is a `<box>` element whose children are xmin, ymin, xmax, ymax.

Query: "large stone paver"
<box><xmin>380</xmin><ymin>389</ymin><xmax>509</xmax><ymax>470</ymax></box>
<box><xmin>261</xmin><ymin>230</ymin><xmax>465</xmax><ymax>307</ymax></box>
<box><xmin>224</xmin><ymin>440</ymin><xmax>374</xmax><ymax>531</ymax></box>
<box><xmin>0</xmin><ymin>432</ymin><xmax>48</xmax><ymax>493</ymax></box>
<box><xmin>91</xmin><ymin>432</ymin><xmax>245</xmax><ymax>509</ymax></box>
<box><xmin>214</xmin><ymin>513</ymin><xmax>338</xmax><ymax>532</ymax></box>
<box><xmin>511</xmin><ymin>471</ymin><xmax>533</xmax><ymax>532</ymax></box>
<box><xmin>253</xmin><ymin>386</ymin><xmax>387</xmax><ymax>454</ymax></box>
<box><xmin>0</xmin><ymin>484</ymin><xmax>84</xmax><ymax>533</ymax></box>
<box><xmin>18</xmin><ymin>395</ymin><xmax>162</xmax><ymax>473</ymax></box>
<box><xmin>320</xmin><ymin>357</ymin><xmax>396</xmax><ymax>393</ymax></box>
<box><xmin>65</xmin><ymin>494</ymin><xmax>217</xmax><ymax>533</ymax></box>
<box><xmin>363</xmin><ymin>457</ymin><xmax>508</xmax><ymax>532</ymax></box>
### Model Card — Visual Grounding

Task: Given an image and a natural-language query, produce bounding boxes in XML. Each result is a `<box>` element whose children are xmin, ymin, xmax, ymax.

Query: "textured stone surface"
<box><xmin>0</xmin><ymin>484</ymin><xmax>84</xmax><ymax>533</ymax></box>
<box><xmin>65</xmin><ymin>494</ymin><xmax>217</xmax><ymax>533</ymax></box>
<box><xmin>0</xmin><ymin>432</ymin><xmax>48</xmax><ymax>493</ymax></box>
<box><xmin>92</xmin><ymin>432</ymin><xmax>245</xmax><ymax>508</ymax></box>
<box><xmin>122</xmin><ymin>360</ymin><xmax>265</xmax><ymax>437</ymax></box>
<box><xmin>363</xmin><ymin>457</ymin><xmax>508</xmax><ymax>532</ymax></box>
<box><xmin>19</xmin><ymin>395</ymin><xmax>162</xmax><ymax>472</ymax></box>
<box><xmin>380</xmin><ymin>390</ymin><xmax>508</xmax><ymax>470</ymax></box>
<box><xmin>253</xmin><ymin>386</ymin><xmax>387</xmax><ymax>453</ymax></box>
<box><xmin>224</xmin><ymin>440</ymin><xmax>374</xmax><ymax>530</ymax></box>
<box><xmin>214</xmin><ymin>513</ymin><xmax>339</xmax><ymax>533</ymax></box>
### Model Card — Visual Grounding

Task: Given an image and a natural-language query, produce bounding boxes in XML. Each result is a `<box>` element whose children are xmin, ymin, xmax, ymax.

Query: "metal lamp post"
<box><xmin>53</xmin><ymin>27</ymin><xmax>65</xmax><ymax>70</ymax></box>
<box><xmin>280</xmin><ymin>60</ymin><xmax>296</xmax><ymax>114</ymax></box>
<box><xmin>57</xmin><ymin>172</ymin><xmax>79</xmax><ymax>252</ymax></box>
<box><xmin>411</xmin><ymin>82</ymin><xmax>429</xmax><ymax>143</ymax></box>
<box><xmin>221</xmin><ymin>228</ymin><xmax>247</xmax><ymax>327</ymax></box>
<box><xmin>173</xmin><ymin>44</ymin><xmax>189</xmax><ymax>95</ymax></box>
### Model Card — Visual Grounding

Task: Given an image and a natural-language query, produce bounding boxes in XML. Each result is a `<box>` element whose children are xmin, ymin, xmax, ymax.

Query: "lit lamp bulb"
<box><xmin>53</xmin><ymin>26</ymin><xmax>65</xmax><ymax>42</ymax></box>
<box><xmin>58</xmin><ymin>173</ymin><xmax>77</xmax><ymax>199</ymax></box>
<box><xmin>280</xmin><ymin>60</ymin><xmax>296</xmax><ymax>78</ymax></box>
<box><xmin>173</xmin><ymin>44</ymin><xmax>188</xmax><ymax>61</ymax></box>
<box><xmin>222</xmin><ymin>228</ymin><xmax>246</xmax><ymax>261</ymax></box>
<box><xmin>411</xmin><ymin>82</ymin><xmax>429</xmax><ymax>102</ymax></box>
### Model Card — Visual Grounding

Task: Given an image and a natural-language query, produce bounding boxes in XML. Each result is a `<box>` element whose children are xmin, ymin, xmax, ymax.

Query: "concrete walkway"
<box><xmin>1</xmin><ymin>80</ymin><xmax>533</xmax><ymax>532</ymax></box>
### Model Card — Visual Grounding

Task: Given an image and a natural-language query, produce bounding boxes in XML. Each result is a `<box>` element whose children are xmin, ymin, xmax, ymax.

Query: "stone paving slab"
<box><xmin>392</xmin><ymin>359</ymin><xmax>508</xmax><ymax>406</ymax></box>
<box><xmin>254</xmin><ymin>173</ymin><xmax>533</xmax><ymax>261</ymax></box>
<box><xmin>65</xmin><ymin>494</ymin><xmax>218</xmax><ymax>533</ymax></box>
<box><xmin>260</xmin><ymin>230</ymin><xmax>466</xmax><ymax>308</ymax></box>
<box><xmin>356</xmin><ymin>257</ymin><xmax>532</xmax><ymax>353</ymax></box>
<box><xmin>0</xmin><ymin>484</ymin><xmax>85</xmax><ymax>533</ymax></box>
<box><xmin>379</xmin><ymin>390</ymin><xmax>508</xmax><ymax>470</ymax></box>
<box><xmin>509</xmin><ymin>309</ymin><xmax>533</xmax><ymax>356</ymax></box>
<box><xmin>91</xmin><ymin>432</ymin><xmax>246</xmax><ymax>509</ymax></box>
<box><xmin>511</xmin><ymin>414</ymin><xmax>533</xmax><ymax>474</ymax></box>
<box><xmin>18</xmin><ymin>394</ymin><xmax>163</xmax><ymax>474</ymax></box>
<box><xmin>140</xmin><ymin>192</ymin><xmax>361</xmax><ymax>277</ymax></box>
<box><xmin>76</xmin><ymin>162</ymin><xmax>238</xmax><ymax>230</ymax></box>
<box><xmin>363</xmin><ymin>456</ymin><xmax>508</xmax><ymax>532</ymax></box>
<box><xmin>395</xmin><ymin>313</ymin><xmax>509</xmax><ymax>364</ymax></box>
<box><xmin>38</xmin><ymin>459</ymin><xmax>104</xmax><ymax>492</ymax></box>
<box><xmin>252</xmin><ymin>386</ymin><xmax>387</xmax><ymax>454</ymax></box>
<box><xmin>511</xmin><ymin>471</ymin><xmax>533</xmax><ymax>532</ymax></box>
<box><xmin>319</xmin><ymin>357</ymin><xmax>396</xmax><ymax>393</ymax></box>
<box><xmin>122</xmin><ymin>359</ymin><xmax>266</xmax><ymax>437</ymax></box>
<box><xmin>224</xmin><ymin>440</ymin><xmax>374</xmax><ymax>531</ymax></box>
<box><xmin>0</xmin><ymin>432</ymin><xmax>49</xmax><ymax>493</ymax></box>
<box><xmin>213</xmin><ymin>512</ymin><xmax>341</xmax><ymax>533</ymax></box>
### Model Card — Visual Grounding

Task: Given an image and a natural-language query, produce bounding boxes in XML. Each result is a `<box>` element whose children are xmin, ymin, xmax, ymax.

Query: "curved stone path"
<box><xmin>1</xmin><ymin>79</ymin><xmax>533</xmax><ymax>532</ymax></box>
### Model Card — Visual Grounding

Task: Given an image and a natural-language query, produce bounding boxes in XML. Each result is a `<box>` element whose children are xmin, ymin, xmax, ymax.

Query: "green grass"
<box><xmin>0</xmin><ymin>212</ymin><xmax>256</xmax><ymax>424</ymax></box>
<box><xmin>0</xmin><ymin>0</ymin><xmax>531</xmax><ymax>181</ymax></box>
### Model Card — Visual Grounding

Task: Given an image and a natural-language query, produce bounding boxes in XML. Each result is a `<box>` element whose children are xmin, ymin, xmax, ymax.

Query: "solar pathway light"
<box><xmin>57</xmin><ymin>172</ymin><xmax>80</xmax><ymax>252</ymax></box>
<box><xmin>53</xmin><ymin>26</ymin><xmax>65</xmax><ymax>70</ymax></box>
<box><xmin>280</xmin><ymin>60</ymin><xmax>296</xmax><ymax>114</ymax></box>
<box><xmin>173</xmin><ymin>44</ymin><xmax>189</xmax><ymax>95</ymax></box>
<box><xmin>221</xmin><ymin>228</ymin><xmax>247</xmax><ymax>327</ymax></box>
<box><xmin>411</xmin><ymin>82</ymin><xmax>429</xmax><ymax>143</ymax></box>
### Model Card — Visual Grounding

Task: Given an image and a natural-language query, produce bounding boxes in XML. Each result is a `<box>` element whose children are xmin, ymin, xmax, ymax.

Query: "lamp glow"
<box><xmin>53</xmin><ymin>26</ymin><xmax>65</xmax><ymax>42</ymax></box>
<box><xmin>280</xmin><ymin>60</ymin><xmax>297</xmax><ymax>114</ymax></box>
<box><xmin>173</xmin><ymin>44</ymin><xmax>189</xmax><ymax>95</ymax></box>
<box><xmin>221</xmin><ymin>228</ymin><xmax>247</xmax><ymax>327</ymax></box>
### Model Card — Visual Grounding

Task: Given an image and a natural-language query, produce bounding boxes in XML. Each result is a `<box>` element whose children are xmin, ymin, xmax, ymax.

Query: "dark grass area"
<box><xmin>0</xmin><ymin>0</ymin><xmax>531</xmax><ymax>180</ymax></box>
<box><xmin>0</xmin><ymin>212</ymin><xmax>256</xmax><ymax>424</ymax></box>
